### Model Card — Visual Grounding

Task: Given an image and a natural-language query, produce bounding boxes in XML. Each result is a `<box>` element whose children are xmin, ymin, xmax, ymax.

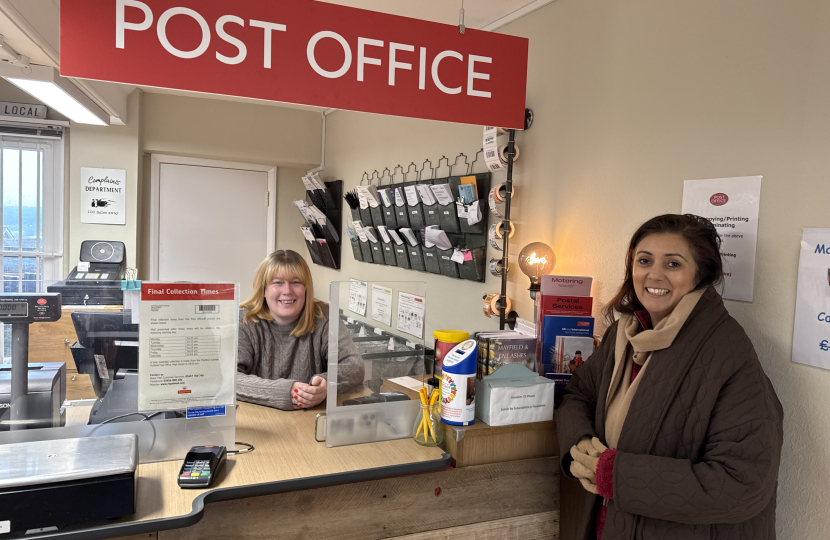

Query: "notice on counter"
<box><xmin>371</xmin><ymin>284</ymin><xmax>393</xmax><ymax>327</ymax></box>
<box><xmin>138</xmin><ymin>283</ymin><xmax>238</xmax><ymax>411</ymax></box>
<box><xmin>348</xmin><ymin>279</ymin><xmax>368</xmax><ymax>316</ymax></box>
<box><xmin>80</xmin><ymin>167</ymin><xmax>127</xmax><ymax>225</ymax></box>
<box><xmin>396</xmin><ymin>291</ymin><xmax>425</xmax><ymax>339</ymax></box>
<box><xmin>792</xmin><ymin>229</ymin><xmax>830</xmax><ymax>371</ymax></box>
<box><xmin>682</xmin><ymin>176</ymin><xmax>762</xmax><ymax>302</ymax></box>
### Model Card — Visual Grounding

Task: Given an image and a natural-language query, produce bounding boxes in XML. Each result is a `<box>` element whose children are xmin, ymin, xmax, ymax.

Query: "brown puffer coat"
<box><xmin>555</xmin><ymin>286</ymin><xmax>783</xmax><ymax>540</ymax></box>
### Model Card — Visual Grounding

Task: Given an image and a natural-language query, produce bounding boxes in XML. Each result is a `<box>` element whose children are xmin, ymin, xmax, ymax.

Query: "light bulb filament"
<box><xmin>526</xmin><ymin>253</ymin><xmax>547</xmax><ymax>266</ymax></box>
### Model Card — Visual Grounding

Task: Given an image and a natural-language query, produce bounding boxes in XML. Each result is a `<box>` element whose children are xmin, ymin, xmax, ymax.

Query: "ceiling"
<box><xmin>0</xmin><ymin>0</ymin><xmax>552</xmax><ymax>121</ymax></box>
<box><xmin>316</xmin><ymin>0</ymin><xmax>550</xmax><ymax>30</ymax></box>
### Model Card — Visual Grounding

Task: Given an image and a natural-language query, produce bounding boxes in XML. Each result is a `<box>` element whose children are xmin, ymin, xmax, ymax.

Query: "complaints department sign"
<box><xmin>60</xmin><ymin>0</ymin><xmax>529</xmax><ymax>128</ymax></box>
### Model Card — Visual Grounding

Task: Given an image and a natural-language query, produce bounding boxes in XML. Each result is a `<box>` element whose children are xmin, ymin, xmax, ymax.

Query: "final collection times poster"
<box><xmin>138</xmin><ymin>283</ymin><xmax>238</xmax><ymax>412</ymax></box>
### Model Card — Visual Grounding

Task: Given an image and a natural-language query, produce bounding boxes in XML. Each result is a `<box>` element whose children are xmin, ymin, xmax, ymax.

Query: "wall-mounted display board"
<box><xmin>298</xmin><ymin>179</ymin><xmax>343</xmax><ymax>270</ymax></box>
<box><xmin>346</xmin><ymin>158</ymin><xmax>490</xmax><ymax>283</ymax></box>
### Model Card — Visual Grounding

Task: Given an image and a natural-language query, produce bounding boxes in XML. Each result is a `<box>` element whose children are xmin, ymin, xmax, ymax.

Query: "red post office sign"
<box><xmin>60</xmin><ymin>0</ymin><xmax>529</xmax><ymax>128</ymax></box>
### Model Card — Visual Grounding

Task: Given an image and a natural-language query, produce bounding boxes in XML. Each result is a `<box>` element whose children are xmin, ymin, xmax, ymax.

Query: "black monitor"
<box><xmin>70</xmin><ymin>310</ymin><xmax>138</xmax><ymax>398</ymax></box>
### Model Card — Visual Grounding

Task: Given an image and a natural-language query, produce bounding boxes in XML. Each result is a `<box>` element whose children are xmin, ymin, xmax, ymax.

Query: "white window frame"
<box><xmin>0</xmin><ymin>133</ymin><xmax>65</xmax><ymax>289</ymax></box>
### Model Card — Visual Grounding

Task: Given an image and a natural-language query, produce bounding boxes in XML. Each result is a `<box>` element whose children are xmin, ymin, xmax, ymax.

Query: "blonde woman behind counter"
<box><xmin>237</xmin><ymin>250</ymin><xmax>364</xmax><ymax>410</ymax></box>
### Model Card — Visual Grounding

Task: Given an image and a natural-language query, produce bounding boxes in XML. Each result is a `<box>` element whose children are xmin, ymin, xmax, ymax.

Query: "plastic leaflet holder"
<box><xmin>437</xmin><ymin>246</ymin><xmax>459</xmax><ymax>279</ymax></box>
<box><xmin>431</xmin><ymin>179</ymin><xmax>462</xmax><ymax>234</ymax></box>
<box><xmin>396</xmin><ymin>183</ymin><xmax>414</xmax><ymax>229</ymax></box>
<box><xmin>420</xmin><ymin>179</ymin><xmax>442</xmax><ymax>229</ymax></box>
<box><xmin>407</xmin><ymin>243</ymin><xmax>426</xmax><ymax>272</ymax></box>
<box><xmin>456</xmin><ymin>173</ymin><xmax>491</xmax><ymax>235</ymax></box>
<box><xmin>349</xmin><ymin>236</ymin><xmax>364</xmax><ymax>262</ymax></box>
<box><xmin>457</xmin><ymin>235</ymin><xmax>487</xmax><ymax>283</ymax></box>
<box><xmin>394</xmin><ymin>243</ymin><xmax>411</xmax><ymax>270</ymax></box>
<box><xmin>370</xmin><ymin>240</ymin><xmax>385</xmax><ymax>265</ymax></box>
<box><xmin>405</xmin><ymin>180</ymin><xmax>426</xmax><ymax>230</ymax></box>
<box><xmin>381</xmin><ymin>237</ymin><xmax>398</xmax><ymax>266</ymax></box>
<box><xmin>327</xmin><ymin>281</ymin><xmax>427</xmax><ymax>447</ymax></box>
<box><xmin>360</xmin><ymin>237</ymin><xmax>376</xmax><ymax>263</ymax></box>
<box><xmin>382</xmin><ymin>195</ymin><xmax>398</xmax><ymax>229</ymax></box>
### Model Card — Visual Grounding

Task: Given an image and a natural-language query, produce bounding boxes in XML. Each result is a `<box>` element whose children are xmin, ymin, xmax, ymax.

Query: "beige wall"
<box><xmin>140</xmin><ymin>92</ymin><xmax>322</xmax><ymax>168</ymax></box>
<box><xmin>305</xmin><ymin>0</ymin><xmax>830</xmax><ymax>537</ymax></box>
<box><xmin>67</xmin><ymin>90</ymin><xmax>141</xmax><ymax>272</ymax></box>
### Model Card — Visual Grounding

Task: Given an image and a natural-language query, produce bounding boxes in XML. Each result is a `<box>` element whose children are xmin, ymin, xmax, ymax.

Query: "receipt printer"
<box><xmin>48</xmin><ymin>240</ymin><xmax>126</xmax><ymax>305</ymax></box>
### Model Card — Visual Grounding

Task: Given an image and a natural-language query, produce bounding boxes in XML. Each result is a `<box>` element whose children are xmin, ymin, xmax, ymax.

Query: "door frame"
<box><xmin>149</xmin><ymin>154</ymin><xmax>277</xmax><ymax>280</ymax></box>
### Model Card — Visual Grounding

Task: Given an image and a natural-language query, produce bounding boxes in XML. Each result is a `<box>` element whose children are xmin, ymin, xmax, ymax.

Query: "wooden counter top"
<box><xmin>15</xmin><ymin>400</ymin><xmax>449</xmax><ymax>539</ymax></box>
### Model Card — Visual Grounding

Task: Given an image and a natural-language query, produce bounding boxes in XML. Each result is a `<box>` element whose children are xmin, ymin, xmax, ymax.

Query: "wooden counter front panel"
<box><xmin>158</xmin><ymin>457</ymin><xmax>559</xmax><ymax>540</ymax></box>
<box><xmin>28</xmin><ymin>306</ymin><xmax>122</xmax><ymax>400</ymax></box>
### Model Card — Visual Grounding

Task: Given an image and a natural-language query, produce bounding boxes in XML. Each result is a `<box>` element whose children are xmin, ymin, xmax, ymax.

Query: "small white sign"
<box><xmin>396</xmin><ymin>291</ymin><xmax>425</xmax><ymax>339</ymax></box>
<box><xmin>485</xmin><ymin>384</ymin><xmax>555</xmax><ymax>427</ymax></box>
<box><xmin>792</xmin><ymin>229</ymin><xmax>830</xmax><ymax>371</ymax></box>
<box><xmin>80</xmin><ymin>167</ymin><xmax>127</xmax><ymax>225</ymax></box>
<box><xmin>371</xmin><ymin>284</ymin><xmax>393</xmax><ymax>327</ymax></box>
<box><xmin>348</xmin><ymin>279</ymin><xmax>368</xmax><ymax>317</ymax></box>
<box><xmin>682</xmin><ymin>176</ymin><xmax>762</xmax><ymax>302</ymax></box>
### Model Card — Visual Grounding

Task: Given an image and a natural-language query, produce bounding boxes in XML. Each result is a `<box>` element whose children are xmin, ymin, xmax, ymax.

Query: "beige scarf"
<box><xmin>603</xmin><ymin>289</ymin><xmax>704</xmax><ymax>449</ymax></box>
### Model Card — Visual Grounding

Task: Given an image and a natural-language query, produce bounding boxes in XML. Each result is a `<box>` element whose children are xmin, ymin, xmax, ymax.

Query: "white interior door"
<box><xmin>151</xmin><ymin>156</ymin><xmax>275</xmax><ymax>301</ymax></box>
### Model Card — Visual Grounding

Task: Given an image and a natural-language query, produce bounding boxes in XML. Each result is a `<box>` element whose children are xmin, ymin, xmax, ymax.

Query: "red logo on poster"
<box><xmin>59</xmin><ymin>0</ymin><xmax>529</xmax><ymax>128</ymax></box>
<box><xmin>710</xmin><ymin>193</ymin><xmax>729</xmax><ymax>206</ymax></box>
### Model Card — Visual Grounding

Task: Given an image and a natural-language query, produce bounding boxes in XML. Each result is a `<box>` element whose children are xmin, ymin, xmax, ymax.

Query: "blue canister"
<box><xmin>440</xmin><ymin>338</ymin><xmax>478</xmax><ymax>426</ymax></box>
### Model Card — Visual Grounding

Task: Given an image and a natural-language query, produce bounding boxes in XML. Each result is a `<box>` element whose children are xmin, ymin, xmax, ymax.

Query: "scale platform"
<box><xmin>0</xmin><ymin>434</ymin><xmax>138</xmax><ymax>533</ymax></box>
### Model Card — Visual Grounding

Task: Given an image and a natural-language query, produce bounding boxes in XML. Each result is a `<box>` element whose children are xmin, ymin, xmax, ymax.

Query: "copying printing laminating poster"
<box><xmin>792</xmin><ymin>229</ymin><xmax>830</xmax><ymax>371</ymax></box>
<box><xmin>80</xmin><ymin>167</ymin><xmax>126</xmax><ymax>225</ymax></box>
<box><xmin>138</xmin><ymin>283</ymin><xmax>238</xmax><ymax>411</ymax></box>
<box><xmin>681</xmin><ymin>176</ymin><xmax>762</xmax><ymax>302</ymax></box>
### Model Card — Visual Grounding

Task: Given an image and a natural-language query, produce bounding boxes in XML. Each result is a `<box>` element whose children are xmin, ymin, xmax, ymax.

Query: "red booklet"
<box><xmin>536</xmin><ymin>295</ymin><xmax>593</xmax><ymax>322</ymax></box>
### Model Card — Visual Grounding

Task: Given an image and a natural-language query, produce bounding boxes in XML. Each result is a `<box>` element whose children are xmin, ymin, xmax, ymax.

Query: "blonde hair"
<box><xmin>240</xmin><ymin>250</ymin><xmax>323</xmax><ymax>337</ymax></box>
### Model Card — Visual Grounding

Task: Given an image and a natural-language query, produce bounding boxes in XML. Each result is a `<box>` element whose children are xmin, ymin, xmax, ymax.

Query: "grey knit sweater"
<box><xmin>236</xmin><ymin>311</ymin><xmax>364</xmax><ymax>410</ymax></box>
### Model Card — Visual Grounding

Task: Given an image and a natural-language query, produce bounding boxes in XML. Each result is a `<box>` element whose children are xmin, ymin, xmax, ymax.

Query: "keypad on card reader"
<box><xmin>177</xmin><ymin>446</ymin><xmax>227</xmax><ymax>489</ymax></box>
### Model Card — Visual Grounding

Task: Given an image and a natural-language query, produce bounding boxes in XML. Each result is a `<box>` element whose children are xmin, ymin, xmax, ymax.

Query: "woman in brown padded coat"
<box><xmin>555</xmin><ymin>214</ymin><xmax>783</xmax><ymax>540</ymax></box>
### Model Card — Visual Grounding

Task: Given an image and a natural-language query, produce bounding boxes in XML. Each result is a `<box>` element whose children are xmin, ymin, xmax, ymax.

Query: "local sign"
<box><xmin>0</xmin><ymin>102</ymin><xmax>47</xmax><ymax>119</ymax></box>
<box><xmin>60</xmin><ymin>0</ymin><xmax>529</xmax><ymax>128</ymax></box>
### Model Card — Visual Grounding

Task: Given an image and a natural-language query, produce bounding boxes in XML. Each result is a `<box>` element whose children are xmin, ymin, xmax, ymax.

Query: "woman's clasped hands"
<box><xmin>292</xmin><ymin>376</ymin><xmax>327</xmax><ymax>409</ymax></box>
<box><xmin>569</xmin><ymin>437</ymin><xmax>609</xmax><ymax>495</ymax></box>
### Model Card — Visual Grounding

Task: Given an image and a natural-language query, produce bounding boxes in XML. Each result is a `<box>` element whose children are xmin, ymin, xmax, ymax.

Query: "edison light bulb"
<box><xmin>518</xmin><ymin>242</ymin><xmax>556</xmax><ymax>296</ymax></box>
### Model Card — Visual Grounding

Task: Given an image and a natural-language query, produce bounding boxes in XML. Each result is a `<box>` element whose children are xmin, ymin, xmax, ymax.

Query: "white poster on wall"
<box><xmin>371</xmin><ymin>284</ymin><xmax>393</xmax><ymax>327</ymax></box>
<box><xmin>792</xmin><ymin>229</ymin><xmax>830</xmax><ymax>371</ymax></box>
<box><xmin>396</xmin><ymin>292</ymin><xmax>425</xmax><ymax>339</ymax></box>
<box><xmin>80</xmin><ymin>167</ymin><xmax>126</xmax><ymax>225</ymax></box>
<box><xmin>348</xmin><ymin>279</ymin><xmax>368</xmax><ymax>316</ymax></box>
<box><xmin>681</xmin><ymin>176</ymin><xmax>762</xmax><ymax>302</ymax></box>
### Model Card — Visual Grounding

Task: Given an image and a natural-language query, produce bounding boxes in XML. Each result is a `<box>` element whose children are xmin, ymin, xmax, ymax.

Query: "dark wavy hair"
<box><xmin>603</xmin><ymin>214</ymin><xmax>723</xmax><ymax>324</ymax></box>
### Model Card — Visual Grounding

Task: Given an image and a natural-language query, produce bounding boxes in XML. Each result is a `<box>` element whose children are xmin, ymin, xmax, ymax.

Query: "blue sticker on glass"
<box><xmin>186</xmin><ymin>405</ymin><xmax>226</xmax><ymax>419</ymax></box>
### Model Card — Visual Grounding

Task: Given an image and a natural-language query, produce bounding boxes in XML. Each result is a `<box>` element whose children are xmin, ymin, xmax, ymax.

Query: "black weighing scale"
<box><xmin>0</xmin><ymin>292</ymin><xmax>139</xmax><ymax>534</ymax></box>
<box><xmin>0</xmin><ymin>293</ymin><xmax>63</xmax><ymax>431</ymax></box>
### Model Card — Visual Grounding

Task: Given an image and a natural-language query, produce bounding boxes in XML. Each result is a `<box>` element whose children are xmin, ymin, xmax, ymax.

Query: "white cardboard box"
<box><xmin>475</xmin><ymin>364</ymin><xmax>555</xmax><ymax>427</ymax></box>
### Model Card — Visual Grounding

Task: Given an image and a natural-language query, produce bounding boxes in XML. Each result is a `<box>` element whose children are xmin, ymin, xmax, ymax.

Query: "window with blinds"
<box><xmin>0</xmin><ymin>133</ymin><xmax>64</xmax><ymax>359</ymax></box>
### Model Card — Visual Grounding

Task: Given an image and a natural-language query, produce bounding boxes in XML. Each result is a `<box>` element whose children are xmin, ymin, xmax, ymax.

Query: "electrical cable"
<box><xmin>228</xmin><ymin>441</ymin><xmax>255</xmax><ymax>455</ymax></box>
